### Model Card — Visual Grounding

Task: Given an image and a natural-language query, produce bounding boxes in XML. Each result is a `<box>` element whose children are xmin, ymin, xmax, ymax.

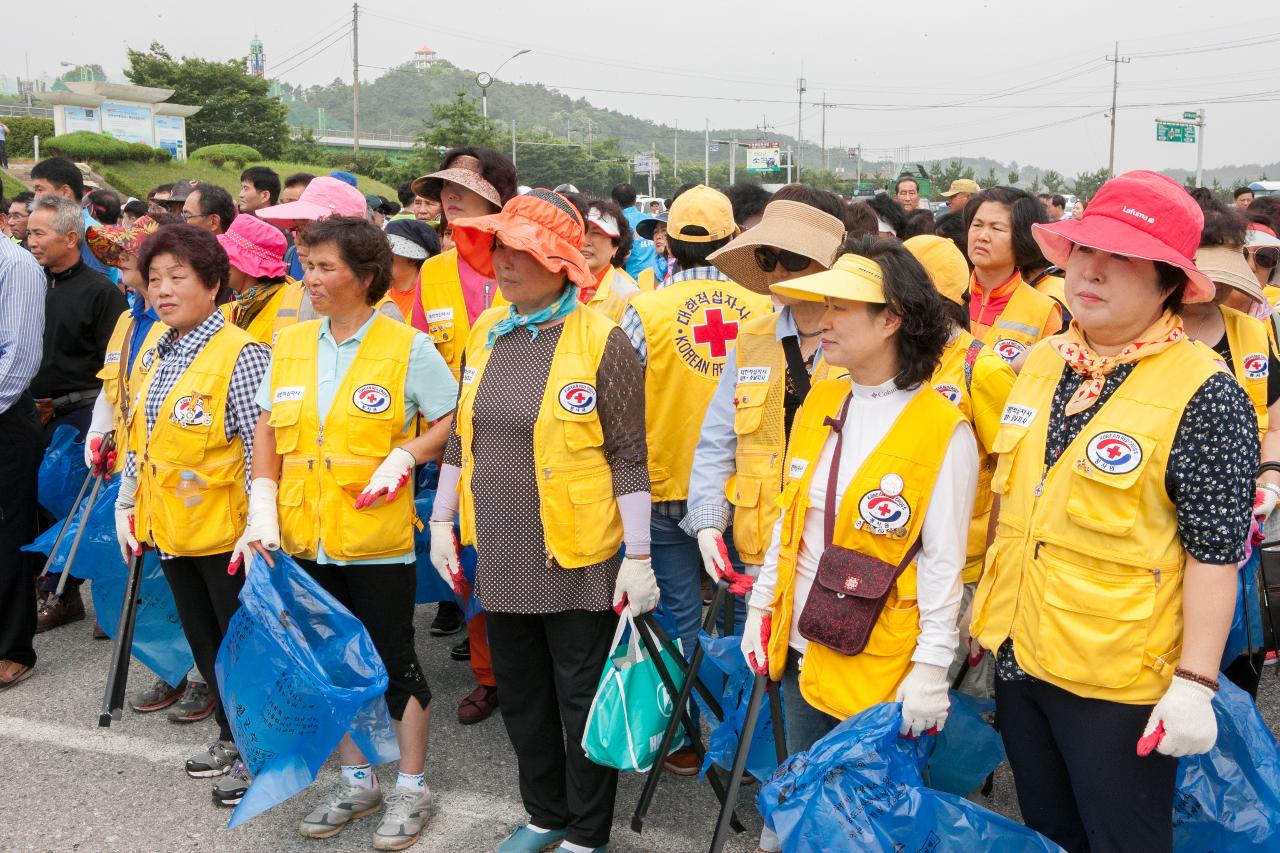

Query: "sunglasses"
<box><xmin>1247</xmin><ymin>246</ymin><xmax>1280</xmax><ymax>270</ymax></box>
<box><xmin>754</xmin><ymin>246</ymin><xmax>811</xmax><ymax>273</ymax></box>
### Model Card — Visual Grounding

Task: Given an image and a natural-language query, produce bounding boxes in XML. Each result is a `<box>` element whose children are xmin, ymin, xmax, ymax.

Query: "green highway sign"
<box><xmin>1182</xmin><ymin>111</ymin><xmax>1199</xmax><ymax>120</ymax></box>
<box><xmin>1157</xmin><ymin>123</ymin><xmax>1195</xmax><ymax>143</ymax></box>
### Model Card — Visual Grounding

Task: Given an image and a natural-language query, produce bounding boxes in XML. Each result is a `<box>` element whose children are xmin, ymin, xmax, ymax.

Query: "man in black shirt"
<box><xmin>24</xmin><ymin>195</ymin><xmax>127</xmax><ymax>630</ymax></box>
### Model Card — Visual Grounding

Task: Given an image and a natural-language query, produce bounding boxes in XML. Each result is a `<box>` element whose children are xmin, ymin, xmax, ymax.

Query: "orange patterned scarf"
<box><xmin>1048</xmin><ymin>311</ymin><xmax>1185</xmax><ymax>415</ymax></box>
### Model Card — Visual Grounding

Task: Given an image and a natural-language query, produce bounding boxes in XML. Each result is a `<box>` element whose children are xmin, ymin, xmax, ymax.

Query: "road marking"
<box><xmin>0</xmin><ymin>715</ymin><xmax>192</xmax><ymax>765</ymax></box>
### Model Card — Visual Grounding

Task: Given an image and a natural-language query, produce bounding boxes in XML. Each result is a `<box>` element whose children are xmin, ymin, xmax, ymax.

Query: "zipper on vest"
<box><xmin>1012</xmin><ymin>465</ymin><xmax>1051</xmax><ymax>641</ymax></box>
<box><xmin>317</xmin><ymin>425</ymin><xmax>325</xmax><ymax>447</ymax></box>
<box><xmin>1151</xmin><ymin>568</ymin><xmax>1161</xmax><ymax>587</ymax></box>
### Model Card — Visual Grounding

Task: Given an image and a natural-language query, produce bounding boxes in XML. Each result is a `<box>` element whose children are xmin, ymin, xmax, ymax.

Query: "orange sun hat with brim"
<box><xmin>411</xmin><ymin>154</ymin><xmax>503</xmax><ymax>208</ymax></box>
<box><xmin>451</xmin><ymin>188</ymin><xmax>593</xmax><ymax>291</ymax></box>
<box><xmin>1031</xmin><ymin>169</ymin><xmax>1214</xmax><ymax>304</ymax></box>
<box><xmin>87</xmin><ymin>215</ymin><xmax>161</xmax><ymax>268</ymax></box>
<box><xmin>770</xmin><ymin>253</ymin><xmax>886</xmax><ymax>304</ymax></box>
<box><xmin>707</xmin><ymin>200</ymin><xmax>845</xmax><ymax>295</ymax></box>
<box><xmin>904</xmin><ymin>235</ymin><xmax>969</xmax><ymax>305</ymax></box>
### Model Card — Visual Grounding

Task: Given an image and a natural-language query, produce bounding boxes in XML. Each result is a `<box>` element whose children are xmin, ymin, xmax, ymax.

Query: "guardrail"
<box><xmin>0</xmin><ymin>104</ymin><xmax>54</xmax><ymax>118</ymax></box>
<box><xmin>291</xmin><ymin>126</ymin><xmax>419</xmax><ymax>145</ymax></box>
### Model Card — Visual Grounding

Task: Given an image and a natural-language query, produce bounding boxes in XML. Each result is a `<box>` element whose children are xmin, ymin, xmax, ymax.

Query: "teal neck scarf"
<box><xmin>485</xmin><ymin>285</ymin><xmax>579</xmax><ymax>348</ymax></box>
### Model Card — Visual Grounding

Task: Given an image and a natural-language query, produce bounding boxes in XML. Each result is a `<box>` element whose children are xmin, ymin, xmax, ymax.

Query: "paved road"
<box><xmin>3</xmin><ymin>591</ymin><xmax>1278</xmax><ymax>851</ymax></box>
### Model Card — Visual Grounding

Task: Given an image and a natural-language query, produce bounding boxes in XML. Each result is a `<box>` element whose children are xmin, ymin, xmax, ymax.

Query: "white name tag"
<box><xmin>737</xmin><ymin>366</ymin><xmax>771</xmax><ymax>384</ymax></box>
<box><xmin>1000</xmin><ymin>404</ymin><xmax>1038</xmax><ymax>428</ymax></box>
<box><xmin>789</xmin><ymin>458</ymin><xmax>809</xmax><ymax>479</ymax></box>
<box><xmin>461</xmin><ymin>366</ymin><xmax>477</xmax><ymax>385</ymax></box>
<box><xmin>103</xmin><ymin>352</ymin><xmax>121</xmax><ymax>365</ymax></box>
<box><xmin>273</xmin><ymin>386</ymin><xmax>305</xmax><ymax>403</ymax></box>
<box><xmin>427</xmin><ymin>308</ymin><xmax>454</xmax><ymax>323</ymax></box>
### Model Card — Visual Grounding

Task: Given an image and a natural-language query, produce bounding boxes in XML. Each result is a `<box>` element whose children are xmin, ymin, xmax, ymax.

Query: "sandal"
<box><xmin>457</xmin><ymin>684</ymin><xmax>499</xmax><ymax>725</ymax></box>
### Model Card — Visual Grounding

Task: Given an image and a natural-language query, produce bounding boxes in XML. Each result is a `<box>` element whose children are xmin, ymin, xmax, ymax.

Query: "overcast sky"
<box><xmin>10</xmin><ymin>1</ymin><xmax>1280</xmax><ymax>175</ymax></box>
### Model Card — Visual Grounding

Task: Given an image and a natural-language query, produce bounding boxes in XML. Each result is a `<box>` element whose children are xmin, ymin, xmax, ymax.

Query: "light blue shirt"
<box><xmin>79</xmin><ymin>208</ymin><xmax>111</xmax><ymax>277</ymax></box>
<box><xmin>256</xmin><ymin>310</ymin><xmax>458</xmax><ymax>565</ymax></box>
<box><xmin>681</xmin><ymin>307</ymin><xmax>820</xmax><ymax>541</ymax></box>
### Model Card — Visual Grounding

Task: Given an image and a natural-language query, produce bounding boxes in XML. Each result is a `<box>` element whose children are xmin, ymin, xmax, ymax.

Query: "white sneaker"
<box><xmin>298</xmin><ymin>781</ymin><xmax>383</xmax><ymax>838</ymax></box>
<box><xmin>372</xmin><ymin>788</ymin><xmax>433</xmax><ymax>850</ymax></box>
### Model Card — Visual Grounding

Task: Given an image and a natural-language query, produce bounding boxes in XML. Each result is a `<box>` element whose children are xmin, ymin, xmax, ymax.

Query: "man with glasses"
<box><xmin>7</xmin><ymin>193</ymin><xmax>33</xmax><ymax>247</ymax></box>
<box><xmin>180</xmin><ymin>182</ymin><xmax>237</xmax><ymax>235</ymax></box>
<box><xmin>1246</xmin><ymin>225</ymin><xmax>1280</xmax><ymax>302</ymax></box>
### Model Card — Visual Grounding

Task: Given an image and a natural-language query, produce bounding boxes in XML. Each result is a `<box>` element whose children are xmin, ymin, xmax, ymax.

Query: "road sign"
<box><xmin>745</xmin><ymin>143</ymin><xmax>781</xmax><ymax>172</ymax></box>
<box><xmin>633</xmin><ymin>153</ymin><xmax>659</xmax><ymax>175</ymax></box>
<box><xmin>1157</xmin><ymin>123</ymin><xmax>1195</xmax><ymax>143</ymax></box>
<box><xmin>1182</xmin><ymin>111</ymin><xmax>1199</xmax><ymax>120</ymax></box>
<box><xmin>707</xmin><ymin>144</ymin><xmax>719</xmax><ymax>153</ymax></box>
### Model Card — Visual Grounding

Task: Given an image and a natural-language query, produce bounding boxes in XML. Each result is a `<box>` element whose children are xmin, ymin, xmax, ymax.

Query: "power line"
<box><xmin>271</xmin><ymin>28</ymin><xmax>352</xmax><ymax>80</ymax></box>
<box><xmin>1129</xmin><ymin>31</ymin><xmax>1280</xmax><ymax>58</ymax></box>
<box><xmin>266</xmin><ymin>22</ymin><xmax>352</xmax><ymax>73</ymax></box>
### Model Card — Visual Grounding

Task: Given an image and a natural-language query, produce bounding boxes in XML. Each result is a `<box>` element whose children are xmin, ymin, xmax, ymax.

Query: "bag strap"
<box><xmin>781</xmin><ymin>334</ymin><xmax>812</xmax><ymax>400</ymax></box>
<box><xmin>962</xmin><ymin>338</ymin><xmax>984</xmax><ymax>396</ymax></box>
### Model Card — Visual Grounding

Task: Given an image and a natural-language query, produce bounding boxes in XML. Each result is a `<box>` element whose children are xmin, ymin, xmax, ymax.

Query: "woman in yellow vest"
<box><xmin>742</xmin><ymin>238</ymin><xmax>978</xmax><ymax>853</ymax></box>
<box><xmin>111</xmin><ymin>224</ymin><xmax>271</xmax><ymax>805</ymax></box>
<box><xmin>411</xmin><ymin>147</ymin><xmax>519</xmax><ymax>378</ymax></box>
<box><xmin>969</xmin><ymin>171</ymin><xmax>1259</xmax><ymax>851</ymax></box>
<box><xmin>427</xmin><ymin>190</ymin><xmax>654</xmax><ymax>853</ymax></box>
<box><xmin>236</xmin><ymin>216</ymin><xmax>457</xmax><ymax>849</ymax></box>
<box><xmin>965</xmin><ymin>187</ymin><xmax>1064</xmax><ymax>370</ymax></box>
<box><xmin>904</xmin><ymin>235</ymin><xmax>1017</xmax><ymax>697</ymax></box>
<box><xmin>575</xmin><ymin>197</ymin><xmax>640</xmax><ymax>323</ymax></box>
<box><xmin>215</xmin><ymin>212</ymin><xmax>299</xmax><ymax>346</ymax></box>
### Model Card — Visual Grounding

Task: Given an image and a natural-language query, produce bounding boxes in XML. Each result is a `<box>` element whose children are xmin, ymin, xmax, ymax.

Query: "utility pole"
<box><xmin>1195</xmin><ymin>109</ymin><xmax>1205</xmax><ymax>190</ymax></box>
<box><xmin>511</xmin><ymin>119</ymin><xmax>517</xmax><ymax>166</ymax></box>
<box><xmin>1106</xmin><ymin>41</ymin><xmax>1129</xmax><ymax>175</ymax></box>
<box><xmin>821</xmin><ymin>94</ymin><xmax>828</xmax><ymax>171</ymax></box>
<box><xmin>351</xmin><ymin>3</ymin><xmax>360</xmax><ymax>153</ymax></box>
<box><xmin>705</xmin><ymin>119</ymin><xmax>710</xmax><ymax>185</ymax></box>
<box><xmin>796</xmin><ymin>76</ymin><xmax>806</xmax><ymax>180</ymax></box>
<box><xmin>730</xmin><ymin>136</ymin><xmax>738</xmax><ymax>186</ymax></box>
<box><xmin>673</xmin><ymin>123</ymin><xmax>678</xmax><ymax>183</ymax></box>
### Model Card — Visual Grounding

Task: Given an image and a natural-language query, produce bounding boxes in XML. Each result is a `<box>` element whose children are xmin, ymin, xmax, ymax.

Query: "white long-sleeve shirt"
<box><xmin>748</xmin><ymin>377</ymin><xmax>978</xmax><ymax>668</ymax></box>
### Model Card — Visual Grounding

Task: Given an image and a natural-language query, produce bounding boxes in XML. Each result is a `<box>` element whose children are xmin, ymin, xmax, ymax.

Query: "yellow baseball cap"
<box><xmin>904</xmin><ymin>235</ymin><xmax>969</xmax><ymax>305</ymax></box>
<box><xmin>667</xmin><ymin>184</ymin><xmax>736</xmax><ymax>243</ymax></box>
<box><xmin>770</xmin><ymin>253</ymin><xmax>886</xmax><ymax>304</ymax></box>
<box><xmin>940</xmin><ymin>178</ymin><xmax>980</xmax><ymax>197</ymax></box>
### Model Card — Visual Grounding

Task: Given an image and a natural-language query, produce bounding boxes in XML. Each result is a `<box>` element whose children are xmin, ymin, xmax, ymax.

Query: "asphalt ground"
<box><xmin>2</xmin><ymin>589</ymin><xmax>1278</xmax><ymax>852</ymax></box>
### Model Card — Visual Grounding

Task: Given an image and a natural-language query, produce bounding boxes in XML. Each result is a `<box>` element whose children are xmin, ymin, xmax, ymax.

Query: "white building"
<box><xmin>39</xmin><ymin>81</ymin><xmax>201</xmax><ymax>160</ymax></box>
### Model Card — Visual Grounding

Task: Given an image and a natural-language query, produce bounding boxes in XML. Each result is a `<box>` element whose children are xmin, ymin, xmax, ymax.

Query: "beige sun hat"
<box><xmin>707</xmin><ymin>199</ymin><xmax>845</xmax><ymax>295</ymax></box>
<box><xmin>1195</xmin><ymin>244</ymin><xmax>1266</xmax><ymax>306</ymax></box>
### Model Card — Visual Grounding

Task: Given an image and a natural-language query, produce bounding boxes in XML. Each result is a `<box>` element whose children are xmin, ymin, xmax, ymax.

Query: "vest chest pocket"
<box><xmin>553</xmin><ymin>395</ymin><xmax>605</xmax><ymax>454</ymax></box>
<box><xmin>269</xmin><ymin>399</ymin><xmax>303</xmax><ymax>454</ymax></box>
<box><xmin>152</xmin><ymin>392</ymin><xmax>218</xmax><ymax>466</ymax></box>
<box><xmin>1064</xmin><ymin>431</ymin><xmax>1153</xmax><ymax>537</ymax></box>
<box><xmin>732</xmin><ymin>386</ymin><xmax>769</xmax><ymax>436</ymax></box>
<box><xmin>346</xmin><ymin>389</ymin><xmax>398</xmax><ymax>457</ymax></box>
<box><xmin>1034</xmin><ymin>551</ymin><xmax>1156</xmax><ymax>689</ymax></box>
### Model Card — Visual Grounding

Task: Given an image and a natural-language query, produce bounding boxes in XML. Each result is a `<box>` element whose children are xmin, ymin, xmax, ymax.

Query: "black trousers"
<box><xmin>296</xmin><ymin>558</ymin><xmax>430</xmax><ymax>720</ymax></box>
<box><xmin>0</xmin><ymin>396</ymin><xmax>44</xmax><ymax>666</ymax></box>
<box><xmin>37</xmin><ymin>401</ymin><xmax>94</xmax><ymax>593</ymax></box>
<box><xmin>161</xmin><ymin>552</ymin><xmax>243</xmax><ymax>741</ymax></box>
<box><xmin>996</xmin><ymin>675</ymin><xmax>1179</xmax><ymax>853</ymax></box>
<box><xmin>487</xmin><ymin>608</ymin><xmax>619</xmax><ymax>849</ymax></box>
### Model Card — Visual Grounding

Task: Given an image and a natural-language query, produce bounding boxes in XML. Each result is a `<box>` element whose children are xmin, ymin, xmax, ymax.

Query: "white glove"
<box><xmin>741</xmin><ymin>605</ymin><xmax>772</xmax><ymax>675</ymax></box>
<box><xmin>114</xmin><ymin>474</ymin><xmax>140</xmax><ymax>562</ymax></box>
<box><xmin>84</xmin><ymin>390</ymin><xmax>115</xmax><ymax>469</ymax></box>
<box><xmin>428</xmin><ymin>520</ymin><xmax>462</xmax><ymax>591</ymax></box>
<box><xmin>612</xmin><ymin>555</ymin><xmax>660</xmax><ymax>616</ymax></box>
<box><xmin>1253</xmin><ymin>485</ymin><xmax>1279</xmax><ymax>521</ymax></box>
<box><xmin>896</xmin><ymin>662</ymin><xmax>951</xmax><ymax>737</ymax></box>
<box><xmin>229</xmin><ymin>478</ymin><xmax>281</xmax><ymax>574</ymax></box>
<box><xmin>355</xmin><ymin>446</ymin><xmax>416</xmax><ymax>509</ymax></box>
<box><xmin>697</xmin><ymin>528</ymin><xmax>731</xmax><ymax>582</ymax></box>
<box><xmin>1141</xmin><ymin>676</ymin><xmax>1217</xmax><ymax>757</ymax></box>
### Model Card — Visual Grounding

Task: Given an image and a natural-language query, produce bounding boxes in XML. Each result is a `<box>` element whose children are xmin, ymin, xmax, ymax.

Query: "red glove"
<box><xmin>89</xmin><ymin>435</ymin><xmax>117</xmax><ymax>480</ymax></box>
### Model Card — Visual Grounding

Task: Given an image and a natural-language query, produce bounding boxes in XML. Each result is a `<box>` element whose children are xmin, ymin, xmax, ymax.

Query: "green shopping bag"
<box><xmin>582</xmin><ymin>611</ymin><xmax>685</xmax><ymax>772</ymax></box>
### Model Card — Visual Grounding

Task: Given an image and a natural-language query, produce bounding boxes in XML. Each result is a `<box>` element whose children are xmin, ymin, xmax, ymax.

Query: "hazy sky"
<box><xmin>10</xmin><ymin>1</ymin><xmax>1280</xmax><ymax>175</ymax></box>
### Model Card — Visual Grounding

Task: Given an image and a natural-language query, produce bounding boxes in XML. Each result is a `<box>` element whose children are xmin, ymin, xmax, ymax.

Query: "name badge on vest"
<box><xmin>427</xmin><ymin>308</ymin><xmax>454</xmax><ymax>323</ymax></box>
<box><xmin>273</xmin><ymin>386</ymin><xmax>304</xmax><ymax>404</ymax></box>
<box><xmin>172</xmin><ymin>393</ymin><xmax>213</xmax><ymax>427</ymax></box>
<box><xmin>1000</xmin><ymin>404</ymin><xmax>1037</xmax><ymax>428</ymax></box>
<box><xmin>104</xmin><ymin>351</ymin><xmax>121</xmax><ymax>366</ymax></box>
<box><xmin>737</xmin><ymin>366</ymin><xmax>770</xmax><ymax>384</ymax></box>
<box><xmin>461</xmin><ymin>367</ymin><xmax>477</xmax><ymax>385</ymax></box>
<box><xmin>788</xmin><ymin>458</ymin><xmax>809</xmax><ymax>480</ymax></box>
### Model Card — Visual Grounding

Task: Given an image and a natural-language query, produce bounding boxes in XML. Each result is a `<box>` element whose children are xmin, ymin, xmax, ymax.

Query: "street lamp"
<box><xmin>477</xmin><ymin>49</ymin><xmax>531</xmax><ymax>120</ymax></box>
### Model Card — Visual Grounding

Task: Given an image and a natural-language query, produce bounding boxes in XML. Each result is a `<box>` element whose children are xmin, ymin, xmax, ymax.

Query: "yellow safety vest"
<box><xmin>726</xmin><ymin>312</ymin><xmax>832</xmax><ymax>564</ymax></box>
<box><xmin>129</xmin><ymin>322</ymin><xmax>256</xmax><ymax>557</ymax></box>
<box><xmin>929</xmin><ymin>332</ymin><xmax>1017</xmax><ymax>582</ymax></box>
<box><xmin>454</xmin><ymin>306</ymin><xmax>623</xmax><ymax>568</ymax></box>
<box><xmin>269</xmin><ymin>315</ymin><xmax>418</xmax><ymax>561</ymax></box>
<box><xmin>630</xmin><ymin>277</ymin><xmax>772</xmax><ymax>501</ymax></box>
<box><xmin>1033</xmin><ymin>273</ymin><xmax>1067</xmax><ymax>312</ymax></box>
<box><xmin>587</xmin><ymin>267</ymin><xmax>636</xmax><ymax>324</ymax></box>
<box><xmin>1220</xmin><ymin>305</ymin><xmax>1270</xmax><ymax>438</ymax></box>
<box><xmin>217</xmin><ymin>280</ymin><xmax>306</xmax><ymax>347</ymax></box>
<box><xmin>977</xmin><ymin>279</ymin><xmax>1061</xmax><ymax>365</ymax></box>
<box><xmin>417</xmin><ymin>248</ymin><xmax>508</xmax><ymax>379</ymax></box>
<box><xmin>970</xmin><ymin>339</ymin><xmax>1224</xmax><ymax>704</ymax></box>
<box><xmin>765</xmin><ymin>378</ymin><xmax>964</xmax><ymax>719</ymax></box>
<box><xmin>99</xmin><ymin>311</ymin><xmax>169</xmax><ymax>473</ymax></box>
<box><xmin>636</xmin><ymin>267</ymin><xmax>656</xmax><ymax>292</ymax></box>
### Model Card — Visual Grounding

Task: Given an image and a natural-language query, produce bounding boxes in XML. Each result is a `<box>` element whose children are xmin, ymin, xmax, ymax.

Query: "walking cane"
<box><xmin>100</xmin><ymin>545</ymin><xmax>145</xmax><ymax>727</ymax></box>
<box><xmin>632</xmin><ymin>582</ymin><xmax>735</xmax><ymax>833</ymax></box>
<box><xmin>37</xmin><ymin>467</ymin><xmax>94</xmax><ymax>578</ymax></box>
<box><xmin>50</xmin><ymin>434</ymin><xmax>116</xmax><ymax>598</ymax></box>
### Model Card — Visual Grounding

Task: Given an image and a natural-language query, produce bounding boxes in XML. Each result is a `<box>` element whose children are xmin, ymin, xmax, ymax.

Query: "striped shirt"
<box><xmin>0</xmin><ymin>240</ymin><xmax>46</xmax><ymax>413</ymax></box>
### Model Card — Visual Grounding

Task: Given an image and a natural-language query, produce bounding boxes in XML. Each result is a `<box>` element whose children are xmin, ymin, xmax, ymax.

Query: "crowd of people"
<box><xmin>1</xmin><ymin>146</ymin><xmax>1279</xmax><ymax>853</ymax></box>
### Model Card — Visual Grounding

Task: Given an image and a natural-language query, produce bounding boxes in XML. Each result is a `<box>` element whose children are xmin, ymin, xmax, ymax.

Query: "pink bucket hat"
<box><xmin>217</xmin><ymin>214</ymin><xmax>287</xmax><ymax>279</ymax></box>
<box><xmin>1032</xmin><ymin>170</ymin><xmax>1213</xmax><ymax>303</ymax></box>
<box><xmin>255</xmin><ymin>176</ymin><xmax>367</xmax><ymax>227</ymax></box>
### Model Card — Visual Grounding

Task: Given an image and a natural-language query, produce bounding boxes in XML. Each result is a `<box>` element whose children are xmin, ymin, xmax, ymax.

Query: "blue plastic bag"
<box><xmin>1174</xmin><ymin>676</ymin><xmax>1280</xmax><ymax>851</ymax></box>
<box><xmin>216</xmin><ymin>553</ymin><xmax>399</xmax><ymax>827</ymax></box>
<box><xmin>38</xmin><ymin>424</ymin><xmax>89</xmax><ymax>518</ymax></box>
<box><xmin>696</xmin><ymin>633</ymin><xmax>786</xmax><ymax>783</ymax></box>
<box><xmin>412</xmin><ymin>490</ymin><xmax>482</xmax><ymax>619</ymax></box>
<box><xmin>1223</xmin><ymin>548</ymin><xmax>1264</xmax><ymax>664</ymax></box>
<box><xmin>927</xmin><ymin>692</ymin><xmax>1004</xmax><ymax>796</ymax></box>
<box><xmin>22</xmin><ymin>478</ymin><xmax>193</xmax><ymax>687</ymax></box>
<box><xmin>758</xmin><ymin>701</ymin><xmax>1062</xmax><ymax>853</ymax></box>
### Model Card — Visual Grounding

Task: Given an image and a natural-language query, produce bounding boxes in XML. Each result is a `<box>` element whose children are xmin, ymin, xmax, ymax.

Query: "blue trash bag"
<box><xmin>1174</xmin><ymin>676</ymin><xmax>1280</xmax><ymax>851</ymax></box>
<box><xmin>22</xmin><ymin>478</ymin><xmax>193</xmax><ymax>687</ymax></box>
<box><xmin>696</xmin><ymin>633</ymin><xmax>786</xmax><ymax>783</ymax></box>
<box><xmin>412</xmin><ymin>490</ymin><xmax>482</xmax><ymax>619</ymax></box>
<box><xmin>758</xmin><ymin>701</ymin><xmax>1062</xmax><ymax>853</ymax></box>
<box><xmin>217</xmin><ymin>552</ymin><xmax>400</xmax><ymax>828</ymax></box>
<box><xmin>926</xmin><ymin>692</ymin><xmax>1005</xmax><ymax>797</ymax></box>
<box><xmin>38</xmin><ymin>424</ymin><xmax>89</xmax><ymax>518</ymax></box>
<box><xmin>1222</xmin><ymin>547</ymin><xmax>1264</xmax><ymax>665</ymax></box>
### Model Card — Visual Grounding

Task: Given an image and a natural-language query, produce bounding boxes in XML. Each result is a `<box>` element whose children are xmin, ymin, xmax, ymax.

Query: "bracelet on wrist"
<box><xmin>1174</xmin><ymin>667</ymin><xmax>1219</xmax><ymax>692</ymax></box>
<box><xmin>1257</xmin><ymin>461</ymin><xmax>1280</xmax><ymax>479</ymax></box>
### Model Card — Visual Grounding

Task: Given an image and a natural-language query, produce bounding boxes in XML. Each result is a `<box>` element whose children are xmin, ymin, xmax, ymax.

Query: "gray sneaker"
<box><xmin>298</xmin><ymin>781</ymin><xmax>383</xmax><ymax>839</ymax></box>
<box><xmin>185</xmin><ymin>739</ymin><xmax>239</xmax><ymax>778</ymax></box>
<box><xmin>373</xmin><ymin>789</ymin><xmax>433</xmax><ymax>851</ymax></box>
<box><xmin>212</xmin><ymin>760</ymin><xmax>251</xmax><ymax>807</ymax></box>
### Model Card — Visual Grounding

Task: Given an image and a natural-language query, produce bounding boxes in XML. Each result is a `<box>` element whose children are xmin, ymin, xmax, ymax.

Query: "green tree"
<box><xmin>982</xmin><ymin>166</ymin><xmax>999</xmax><ymax>188</ymax></box>
<box><xmin>1042</xmin><ymin>170</ymin><xmax>1066</xmax><ymax>193</ymax></box>
<box><xmin>1071</xmin><ymin>168</ymin><xmax>1112</xmax><ymax>200</ymax></box>
<box><xmin>125</xmin><ymin>42</ymin><xmax>290</xmax><ymax>157</ymax></box>
<box><xmin>1007</xmin><ymin>169</ymin><xmax>1020</xmax><ymax>186</ymax></box>
<box><xmin>407</xmin><ymin>92</ymin><xmax>508</xmax><ymax>175</ymax></box>
<box><xmin>928</xmin><ymin>159</ymin><xmax>975</xmax><ymax>191</ymax></box>
<box><xmin>56</xmin><ymin>64</ymin><xmax>107</xmax><ymax>84</ymax></box>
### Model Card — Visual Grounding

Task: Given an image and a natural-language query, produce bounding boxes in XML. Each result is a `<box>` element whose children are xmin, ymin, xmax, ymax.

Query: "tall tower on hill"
<box><xmin>413</xmin><ymin>45</ymin><xmax>439</xmax><ymax>72</ymax></box>
<box><xmin>248</xmin><ymin>35</ymin><xmax>265</xmax><ymax>78</ymax></box>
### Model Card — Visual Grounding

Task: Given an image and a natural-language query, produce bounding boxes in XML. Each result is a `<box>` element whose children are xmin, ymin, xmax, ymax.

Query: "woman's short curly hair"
<box><xmin>138</xmin><ymin>223</ymin><xmax>229</xmax><ymax>290</ymax></box>
<box><xmin>842</xmin><ymin>235</ymin><xmax>951</xmax><ymax>390</ymax></box>
<box><xmin>299</xmin><ymin>216</ymin><xmax>393</xmax><ymax>304</ymax></box>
